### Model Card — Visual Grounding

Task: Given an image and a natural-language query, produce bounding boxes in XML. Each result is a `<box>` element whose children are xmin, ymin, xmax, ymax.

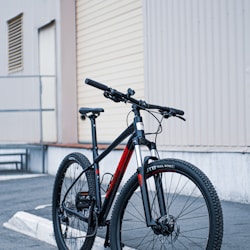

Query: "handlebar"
<box><xmin>85</xmin><ymin>78</ymin><xmax>185</xmax><ymax>119</ymax></box>
<box><xmin>85</xmin><ymin>78</ymin><xmax>110</xmax><ymax>92</ymax></box>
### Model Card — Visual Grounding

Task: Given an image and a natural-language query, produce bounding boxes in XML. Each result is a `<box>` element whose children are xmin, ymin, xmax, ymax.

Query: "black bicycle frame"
<box><xmin>89</xmin><ymin>118</ymin><xmax>135</xmax><ymax>225</ymax></box>
<box><xmin>88</xmin><ymin>106</ymin><xmax>166</xmax><ymax>227</ymax></box>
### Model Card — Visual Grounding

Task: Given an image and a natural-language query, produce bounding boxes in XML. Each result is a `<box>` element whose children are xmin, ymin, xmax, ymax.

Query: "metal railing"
<box><xmin>0</xmin><ymin>74</ymin><xmax>56</xmax><ymax>144</ymax></box>
<box><xmin>0</xmin><ymin>74</ymin><xmax>56</xmax><ymax>173</ymax></box>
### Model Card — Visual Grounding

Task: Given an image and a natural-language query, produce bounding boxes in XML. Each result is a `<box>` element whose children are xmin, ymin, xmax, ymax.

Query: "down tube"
<box><xmin>99</xmin><ymin>144</ymin><xmax>134</xmax><ymax>224</ymax></box>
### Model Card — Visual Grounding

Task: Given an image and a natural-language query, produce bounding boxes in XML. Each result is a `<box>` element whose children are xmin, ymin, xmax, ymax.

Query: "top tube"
<box><xmin>93</xmin><ymin>123</ymin><xmax>134</xmax><ymax>164</ymax></box>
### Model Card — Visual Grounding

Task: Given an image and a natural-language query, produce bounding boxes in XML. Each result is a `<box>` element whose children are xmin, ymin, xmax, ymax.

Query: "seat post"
<box><xmin>89</xmin><ymin>114</ymin><xmax>99</xmax><ymax>161</ymax></box>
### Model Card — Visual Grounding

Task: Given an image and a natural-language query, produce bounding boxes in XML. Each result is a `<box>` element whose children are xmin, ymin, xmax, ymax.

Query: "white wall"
<box><xmin>0</xmin><ymin>0</ymin><xmax>60</xmax><ymax>76</ymax></box>
<box><xmin>47</xmin><ymin>146</ymin><xmax>138</xmax><ymax>188</ymax></box>
<box><xmin>0</xmin><ymin>0</ymin><xmax>77</xmax><ymax>144</ymax></box>
<box><xmin>46</xmin><ymin>146</ymin><xmax>250</xmax><ymax>204</ymax></box>
<box><xmin>0</xmin><ymin>0</ymin><xmax>60</xmax><ymax>143</ymax></box>
<box><xmin>159</xmin><ymin>150</ymin><xmax>250</xmax><ymax>204</ymax></box>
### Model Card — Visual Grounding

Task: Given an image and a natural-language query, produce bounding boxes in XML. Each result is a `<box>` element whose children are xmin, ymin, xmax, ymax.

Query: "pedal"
<box><xmin>76</xmin><ymin>191</ymin><xmax>93</xmax><ymax>210</ymax></box>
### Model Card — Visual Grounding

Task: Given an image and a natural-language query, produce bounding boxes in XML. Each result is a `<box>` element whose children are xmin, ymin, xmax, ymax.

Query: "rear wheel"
<box><xmin>52</xmin><ymin>153</ymin><xmax>96</xmax><ymax>250</ymax></box>
<box><xmin>110</xmin><ymin>159</ymin><xmax>223</xmax><ymax>249</ymax></box>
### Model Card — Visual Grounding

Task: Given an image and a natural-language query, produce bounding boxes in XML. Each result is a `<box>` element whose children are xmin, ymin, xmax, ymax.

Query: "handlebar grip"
<box><xmin>174</xmin><ymin>108</ymin><xmax>184</xmax><ymax>116</ymax></box>
<box><xmin>85</xmin><ymin>78</ymin><xmax>110</xmax><ymax>91</ymax></box>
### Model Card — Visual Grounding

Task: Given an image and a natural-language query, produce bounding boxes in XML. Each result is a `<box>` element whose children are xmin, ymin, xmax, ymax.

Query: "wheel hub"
<box><xmin>152</xmin><ymin>215</ymin><xmax>180</xmax><ymax>239</ymax></box>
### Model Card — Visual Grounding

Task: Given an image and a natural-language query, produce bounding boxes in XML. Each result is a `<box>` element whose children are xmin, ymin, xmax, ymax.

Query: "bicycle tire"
<box><xmin>110</xmin><ymin>158</ymin><xmax>223</xmax><ymax>250</ymax></box>
<box><xmin>52</xmin><ymin>152</ymin><xmax>96</xmax><ymax>250</ymax></box>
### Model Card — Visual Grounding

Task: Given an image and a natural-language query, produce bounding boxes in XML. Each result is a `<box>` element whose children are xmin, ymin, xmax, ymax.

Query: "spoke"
<box><xmin>179</xmin><ymin>213</ymin><xmax>208</xmax><ymax>221</ymax></box>
<box><xmin>180</xmin><ymin>226</ymin><xmax>209</xmax><ymax>235</ymax></box>
<box><xmin>122</xmin><ymin>225</ymin><xmax>147</xmax><ymax>232</ymax></box>
<box><xmin>178</xmin><ymin>233</ymin><xmax>206</xmax><ymax>249</ymax></box>
<box><xmin>168</xmin><ymin>176</ymin><xmax>190</xmax><ymax>209</ymax></box>
<box><xmin>135</xmin><ymin>229</ymin><xmax>155</xmax><ymax>249</ymax></box>
<box><xmin>125</xmin><ymin>202</ymin><xmax>145</xmax><ymax>222</ymax></box>
<box><xmin>178</xmin><ymin>203</ymin><xmax>207</xmax><ymax>219</ymax></box>
<box><xmin>176</xmin><ymin>185</ymin><xmax>200</xmax><ymax>215</ymax></box>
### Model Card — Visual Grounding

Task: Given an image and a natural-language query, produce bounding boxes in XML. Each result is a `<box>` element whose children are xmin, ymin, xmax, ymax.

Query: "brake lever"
<box><xmin>161</xmin><ymin>110</ymin><xmax>186</xmax><ymax>121</ymax></box>
<box><xmin>176</xmin><ymin>115</ymin><xmax>186</xmax><ymax>121</ymax></box>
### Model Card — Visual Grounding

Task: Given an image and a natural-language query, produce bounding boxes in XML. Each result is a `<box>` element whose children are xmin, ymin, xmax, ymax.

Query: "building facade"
<box><xmin>73</xmin><ymin>0</ymin><xmax>250</xmax><ymax>203</ymax></box>
<box><xmin>1</xmin><ymin>0</ymin><xmax>249</xmax><ymax>203</ymax></box>
<box><xmin>0</xmin><ymin>0</ymin><xmax>77</xmax><ymax>144</ymax></box>
<box><xmin>76</xmin><ymin>0</ymin><xmax>250</xmax><ymax>150</ymax></box>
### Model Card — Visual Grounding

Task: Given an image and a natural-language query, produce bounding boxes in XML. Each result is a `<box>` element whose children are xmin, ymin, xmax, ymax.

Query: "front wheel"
<box><xmin>52</xmin><ymin>152</ymin><xmax>96</xmax><ymax>250</ymax></box>
<box><xmin>110</xmin><ymin>159</ymin><xmax>223</xmax><ymax>249</ymax></box>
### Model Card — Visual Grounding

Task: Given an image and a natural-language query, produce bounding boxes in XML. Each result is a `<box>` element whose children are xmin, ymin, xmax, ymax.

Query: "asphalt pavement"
<box><xmin>0</xmin><ymin>169</ymin><xmax>249</xmax><ymax>249</ymax></box>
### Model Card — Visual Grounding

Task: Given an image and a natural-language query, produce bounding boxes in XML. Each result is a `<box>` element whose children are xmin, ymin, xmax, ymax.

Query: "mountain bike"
<box><xmin>52</xmin><ymin>78</ymin><xmax>223</xmax><ymax>249</ymax></box>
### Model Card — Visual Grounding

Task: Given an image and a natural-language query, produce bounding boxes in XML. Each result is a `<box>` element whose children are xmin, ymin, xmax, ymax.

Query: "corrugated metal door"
<box><xmin>76</xmin><ymin>0</ymin><xmax>144</xmax><ymax>143</ymax></box>
<box><xmin>143</xmin><ymin>0</ymin><xmax>250</xmax><ymax>149</ymax></box>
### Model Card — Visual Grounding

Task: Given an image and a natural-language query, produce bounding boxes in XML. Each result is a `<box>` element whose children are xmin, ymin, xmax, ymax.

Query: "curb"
<box><xmin>3</xmin><ymin>211</ymin><xmax>56</xmax><ymax>246</ymax></box>
<box><xmin>3</xmin><ymin>211</ymin><xmax>107</xmax><ymax>249</ymax></box>
<box><xmin>0</xmin><ymin>174</ymin><xmax>44</xmax><ymax>181</ymax></box>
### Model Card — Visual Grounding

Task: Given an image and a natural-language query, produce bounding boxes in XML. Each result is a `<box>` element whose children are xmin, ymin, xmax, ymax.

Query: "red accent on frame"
<box><xmin>138</xmin><ymin>173</ymin><xmax>143</xmax><ymax>187</ymax></box>
<box><xmin>105</xmin><ymin>146</ymin><xmax>133</xmax><ymax>199</ymax></box>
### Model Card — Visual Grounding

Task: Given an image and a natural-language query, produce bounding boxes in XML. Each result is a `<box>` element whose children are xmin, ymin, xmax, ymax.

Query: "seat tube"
<box><xmin>90</xmin><ymin>115</ymin><xmax>98</xmax><ymax>160</ymax></box>
<box><xmin>89</xmin><ymin>115</ymin><xmax>102</xmax><ymax>210</ymax></box>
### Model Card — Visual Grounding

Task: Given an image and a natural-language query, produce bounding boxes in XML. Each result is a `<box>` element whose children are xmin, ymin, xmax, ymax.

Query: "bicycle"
<box><xmin>52</xmin><ymin>78</ymin><xmax>223</xmax><ymax>249</ymax></box>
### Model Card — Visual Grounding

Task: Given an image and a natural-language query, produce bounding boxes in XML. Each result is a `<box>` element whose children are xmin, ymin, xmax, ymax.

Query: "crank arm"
<box><xmin>62</xmin><ymin>204</ymin><xmax>89</xmax><ymax>223</ymax></box>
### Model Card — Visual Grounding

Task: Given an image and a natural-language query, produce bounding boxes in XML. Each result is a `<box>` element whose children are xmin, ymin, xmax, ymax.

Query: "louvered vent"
<box><xmin>8</xmin><ymin>13</ymin><xmax>23</xmax><ymax>73</ymax></box>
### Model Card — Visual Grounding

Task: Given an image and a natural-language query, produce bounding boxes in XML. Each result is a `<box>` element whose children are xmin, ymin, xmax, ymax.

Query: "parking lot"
<box><xmin>0</xmin><ymin>170</ymin><xmax>250</xmax><ymax>249</ymax></box>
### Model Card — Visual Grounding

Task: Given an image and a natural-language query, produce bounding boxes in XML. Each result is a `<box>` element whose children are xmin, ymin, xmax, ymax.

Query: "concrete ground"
<box><xmin>0</xmin><ymin>170</ymin><xmax>249</xmax><ymax>249</ymax></box>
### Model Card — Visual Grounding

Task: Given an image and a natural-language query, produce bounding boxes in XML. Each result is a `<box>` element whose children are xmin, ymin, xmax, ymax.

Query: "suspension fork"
<box><xmin>150</xmin><ymin>143</ymin><xmax>167</xmax><ymax>215</ymax></box>
<box><xmin>133</xmin><ymin>104</ymin><xmax>167</xmax><ymax>226</ymax></box>
<box><xmin>135</xmin><ymin>140</ymin><xmax>167</xmax><ymax>226</ymax></box>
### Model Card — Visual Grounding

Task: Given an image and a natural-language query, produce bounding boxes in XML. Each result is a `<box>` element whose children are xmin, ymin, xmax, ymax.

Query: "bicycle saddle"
<box><xmin>79</xmin><ymin>107</ymin><xmax>104</xmax><ymax>115</ymax></box>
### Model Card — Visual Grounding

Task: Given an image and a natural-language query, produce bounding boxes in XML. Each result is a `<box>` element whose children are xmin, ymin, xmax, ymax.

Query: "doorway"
<box><xmin>38</xmin><ymin>22</ymin><xmax>57</xmax><ymax>142</ymax></box>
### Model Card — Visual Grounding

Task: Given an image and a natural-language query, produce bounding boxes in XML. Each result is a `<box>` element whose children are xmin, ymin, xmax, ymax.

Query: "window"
<box><xmin>8</xmin><ymin>13</ymin><xmax>23</xmax><ymax>73</ymax></box>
